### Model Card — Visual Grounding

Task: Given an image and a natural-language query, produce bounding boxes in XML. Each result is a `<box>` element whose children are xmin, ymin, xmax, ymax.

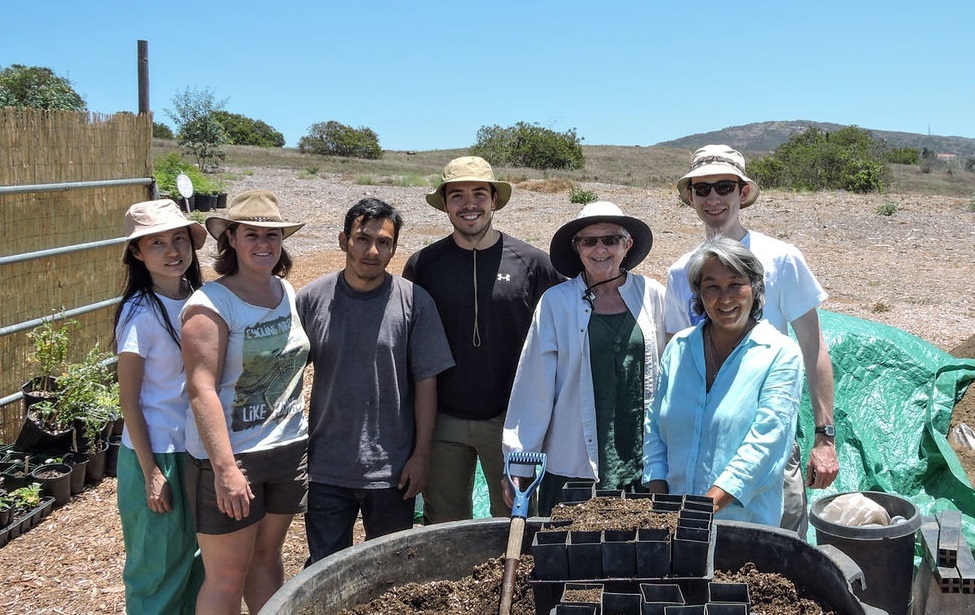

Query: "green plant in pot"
<box><xmin>21</xmin><ymin>317</ymin><xmax>77</xmax><ymax>403</ymax></box>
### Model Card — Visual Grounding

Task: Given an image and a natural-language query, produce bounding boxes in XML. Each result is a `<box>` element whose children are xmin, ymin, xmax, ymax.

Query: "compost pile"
<box><xmin>338</xmin><ymin>556</ymin><xmax>535</xmax><ymax>615</ymax></box>
<box><xmin>715</xmin><ymin>563</ymin><xmax>836</xmax><ymax>615</ymax></box>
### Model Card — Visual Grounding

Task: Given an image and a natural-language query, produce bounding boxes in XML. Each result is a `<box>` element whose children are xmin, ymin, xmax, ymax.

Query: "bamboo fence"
<box><xmin>0</xmin><ymin>108</ymin><xmax>153</xmax><ymax>443</ymax></box>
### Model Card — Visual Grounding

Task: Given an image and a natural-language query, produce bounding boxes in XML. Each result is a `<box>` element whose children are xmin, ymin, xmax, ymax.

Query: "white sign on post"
<box><xmin>176</xmin><ymin>172</ymin><xmax>194</xmax><ymax>213</ymax></box>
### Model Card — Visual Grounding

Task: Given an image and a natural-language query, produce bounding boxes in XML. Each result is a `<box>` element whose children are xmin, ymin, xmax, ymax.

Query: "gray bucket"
<box><xmin>810</xmin><ymin>491</ymin><xmax>921</xmax><ymax>615</ymax></box>
<box><xmin>259</xmin><ymin>518</ymin><xmax>887</xmax><ymax>615</ymax></box>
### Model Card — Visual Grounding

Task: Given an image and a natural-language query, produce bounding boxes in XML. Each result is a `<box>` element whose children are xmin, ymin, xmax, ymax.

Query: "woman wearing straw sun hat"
<box><xmin>180</xmin><ymin>189</ymin><xmax>310</xmax><ymax>613</ymax></box>
<box><xmin>501</xmin><ymin>201</ymin><xmax>667</xmax><ymax>515</ymax></box>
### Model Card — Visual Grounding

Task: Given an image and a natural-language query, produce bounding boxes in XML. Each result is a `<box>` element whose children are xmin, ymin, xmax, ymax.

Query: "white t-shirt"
<box><xmin>664</xmin><ymin>230</ymin><xmax>828</xmax><ymax>336</ymax></box>
<box><xmin>115</xmin><ymin>293</ymin><xmax>190</xmax><ymax>453</ymax></box>
<box><xmin>181</xmin><ymin>277</ymin><xmax>309</xmax><ymax>458</ymax></box>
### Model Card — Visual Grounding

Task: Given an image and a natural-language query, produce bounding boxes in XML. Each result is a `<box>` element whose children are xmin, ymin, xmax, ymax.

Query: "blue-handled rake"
<box><xmin>499</xmin><ymin>451</ymin><xmax>547</xmax><ymax>615</ymax></box>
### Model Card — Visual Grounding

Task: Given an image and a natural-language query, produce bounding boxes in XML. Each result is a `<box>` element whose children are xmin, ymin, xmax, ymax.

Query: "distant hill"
<box><xmin>655</xmin><ymin>120</ymin><xmax>975</xmax><ymax>158</ymax></box>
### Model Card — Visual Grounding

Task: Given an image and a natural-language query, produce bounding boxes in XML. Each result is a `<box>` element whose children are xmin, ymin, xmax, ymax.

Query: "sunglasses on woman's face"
<box><xmin>690</xmin><ymin>180</ymin><xmax>743</xmax><ymax>198</ymax></box>
<box><xmin>573</xmin><ymin>234</ymin><xmax>625</xmax><ymax>248</ymax></box>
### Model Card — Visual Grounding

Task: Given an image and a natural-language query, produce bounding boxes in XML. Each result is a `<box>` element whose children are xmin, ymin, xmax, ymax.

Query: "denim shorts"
<box><xmin>185</xmin><ymin>438</ymin><xmax>308</xmax><ymax>535</ymax></box>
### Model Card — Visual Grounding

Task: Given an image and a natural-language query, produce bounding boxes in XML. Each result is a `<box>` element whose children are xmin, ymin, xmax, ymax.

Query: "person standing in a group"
<box><xmin>296</xmin><ymin>198</ymin><xmax>453</xmax><ymax>563</ymax></box>
<box><xmin>664</xmin><ymin>145</ymin><xmax>839</xmax><ymax>537</ymax></box>
<box><xmin>403</xmin><ymin>156</ymin><xmax>563</xmax><ymax>522</ymax></box>
<box><xmin>115</xmin><ymin>199</ymin><xmax>206</xmax><ymax>614</ymax></box>
<box><xmin>181</xmin><ymin>189</ymin><xmax>310</xmax><ymax>613</ymax></box>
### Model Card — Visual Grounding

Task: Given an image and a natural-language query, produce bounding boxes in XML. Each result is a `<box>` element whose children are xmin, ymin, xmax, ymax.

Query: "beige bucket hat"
<box><xmin>425</xmin><ymin>156</ymin><xmax>513</xmax><ymax>211</ymax></box>
<box><xmin>677</xmin><ymin>144</ymin><xmax>760</xmax><ymax>208</ymax></box>
<box><xmin>549</xmin><ymin>201</ymin><xmax>653</xmax><ymax>278</ymax></box>
<box><xmin>123</xmin><ymin>199</ymin><xmax>207</xmax><ymax>258</ymax></box>
<box><xmin>204</xmin><ymin>189</ymin><xmax>304</xmax><ymax>240</ymax></box>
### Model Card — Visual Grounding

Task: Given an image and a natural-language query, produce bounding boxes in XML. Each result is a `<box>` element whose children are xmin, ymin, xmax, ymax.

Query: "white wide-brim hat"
<box><xmin>677</xmin><ymin>144</ymin><xmax>759</xmax><ymax>207</ymax></box>
<box><xmin>549</xmin><ymin>201</ymin><xmax>653</xmax><ymax>278</ymax></box>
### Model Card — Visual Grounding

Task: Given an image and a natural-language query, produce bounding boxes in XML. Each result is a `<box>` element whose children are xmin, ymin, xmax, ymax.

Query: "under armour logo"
<box><xmin>497</xmin><ymin>273</ymin><xmax>511</xmax><ymax>282</ymax></box>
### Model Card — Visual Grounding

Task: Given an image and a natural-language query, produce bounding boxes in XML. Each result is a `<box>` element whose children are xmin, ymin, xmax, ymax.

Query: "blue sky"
<box><xmin>3</xmin><ymin>1</ymin><xmax>973</xmax><ymax>151</ymax></box>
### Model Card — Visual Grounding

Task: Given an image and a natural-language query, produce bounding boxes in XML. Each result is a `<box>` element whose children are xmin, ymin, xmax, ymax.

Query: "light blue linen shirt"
<box><xmin>643</xmin><ymin>320</ymin><xmax>802</xmax><ymax>526</ymax></box>
<box><xmin>503</xmin><ymin>273</ymin><xmax>666</xmax><ymax>480</ymax></box>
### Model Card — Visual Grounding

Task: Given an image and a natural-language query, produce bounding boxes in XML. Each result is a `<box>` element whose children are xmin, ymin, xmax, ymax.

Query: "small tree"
<box><xmin>213</xmin><ymin>111</ymin><xmax>285</xmax><ymax>147</ymax></box>
<box><xmin>166</xmin><ymin>86</ymin><xmax>228</xmax><ymax>173</ymax></box>
<box><xmin>299</xmin><ymin>121</ymin><xmax>382</xmax><ymax>159</ymax></box>
<box><xmin>0</xmin><ymin>64</ymin><xmax>86</xmax><ymax>111</ymax></box>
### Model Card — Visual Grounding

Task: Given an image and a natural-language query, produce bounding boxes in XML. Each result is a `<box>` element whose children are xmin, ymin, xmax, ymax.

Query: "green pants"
<box><xmin>116</xmin><ymin>447</ymin><xmax>203</xmax><ymax>614</ymax></box>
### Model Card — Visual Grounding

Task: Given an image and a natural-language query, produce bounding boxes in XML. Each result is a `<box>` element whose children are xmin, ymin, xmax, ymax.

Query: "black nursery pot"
<box><xmin>30</xmin><ymin>462</ymin><xmax>72</xmax><ymax>507</ymax></box>
<box><xmin>567</xmin><ymin>530</ymin><xmax>603</xmax><ymax>580</ymax></box>
<box><xmin>532</xmin><ymin>528</ymin><xmax>569</xmax><ymax>580</ymax></box>
<box><xmin>601</xmin><ymin>529</ymin><xmax>636</xmax><ymax>578</ymax></box>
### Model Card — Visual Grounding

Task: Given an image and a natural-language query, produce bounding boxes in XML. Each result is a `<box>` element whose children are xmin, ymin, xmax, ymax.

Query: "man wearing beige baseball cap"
<box><xmin>403</xmin><ymin>156</ymin><xmax>563</xmax><ymax>523</ymax></box>
<box><xmin>664</xmin><ymin>144</ymin><xmax>839</xmax><ymax>540</ymax></box>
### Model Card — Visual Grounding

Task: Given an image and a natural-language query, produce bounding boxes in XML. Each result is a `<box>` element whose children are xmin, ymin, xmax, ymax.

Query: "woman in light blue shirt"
<box><xmin>643</xmin><ymin>236</ymin><xmax>803</xmax><ymax>526</ymax></box>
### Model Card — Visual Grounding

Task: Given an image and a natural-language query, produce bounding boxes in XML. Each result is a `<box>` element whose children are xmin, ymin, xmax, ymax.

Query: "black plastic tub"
<box><xmin>259</xmin><ymin>518</ymin><xmax>888</xmax><ymax>615</ymax></box>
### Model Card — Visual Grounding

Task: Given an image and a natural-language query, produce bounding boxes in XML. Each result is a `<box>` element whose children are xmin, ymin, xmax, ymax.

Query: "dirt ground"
<box><xmin>1</xmin><ymin>168</ymin><xmax>974</xmax><ymax>614</ymax></box>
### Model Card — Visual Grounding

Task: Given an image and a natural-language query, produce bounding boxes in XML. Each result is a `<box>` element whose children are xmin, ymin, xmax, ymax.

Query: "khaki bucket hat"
<box><xmin>204</xmin><ymin>189</ymin><xmax>304</xmax><ymax>240</ymax></box>
<box><xmin>677</xmin><ymin>144</ymin><xmax>760</xmax><ymax>208</ymax></box>
<box><xmin>425</xmin><ymin>156</ymin><xmax>513</xmax><ymax>211</ymax></box>
<box><xmin>122</xmin><ymin>199</ymin><xmax>207</xmax><ymax>259</ymax></box>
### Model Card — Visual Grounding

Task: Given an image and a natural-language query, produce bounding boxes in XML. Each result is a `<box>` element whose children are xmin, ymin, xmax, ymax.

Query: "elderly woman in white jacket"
<box><xmin>502</xmin><ymin>202</ymin><xmax>666</xmax><ymax>515</ymax></box>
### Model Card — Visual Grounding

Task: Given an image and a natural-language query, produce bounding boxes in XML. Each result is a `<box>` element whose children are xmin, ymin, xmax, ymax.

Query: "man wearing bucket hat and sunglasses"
<box><xmin>403</xmin><ymin>156</ymin><xmax>563</xmax><ymax>524</ymax></box>
<box><xmin>664</xmin><ymin>144</ymin><xmax>839</xmax><ymax>538</ymax></box>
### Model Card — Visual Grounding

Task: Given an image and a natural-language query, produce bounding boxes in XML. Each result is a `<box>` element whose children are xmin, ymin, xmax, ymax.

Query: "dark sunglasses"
<box><xmin>690</xmin><ymin>180</ymin><xmax>743</xmax><ymax>198</ymax></box>
<box><xmin>573</xmin><ymin>234</ymin><xmax>625</xmax><ymax>248</ymax></box>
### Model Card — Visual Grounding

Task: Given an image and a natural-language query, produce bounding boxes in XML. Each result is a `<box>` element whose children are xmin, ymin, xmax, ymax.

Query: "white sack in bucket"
<box><xmin>819</xmin><ymin>493</ymin><xmax>909</xmax><ymax>528</ymax></box>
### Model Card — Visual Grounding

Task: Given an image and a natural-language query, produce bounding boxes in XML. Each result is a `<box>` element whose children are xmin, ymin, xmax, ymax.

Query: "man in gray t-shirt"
<box><xmin>296</xmin><ymin>198</ymin><xmax>454</xmax><ymax>564</ymax></box>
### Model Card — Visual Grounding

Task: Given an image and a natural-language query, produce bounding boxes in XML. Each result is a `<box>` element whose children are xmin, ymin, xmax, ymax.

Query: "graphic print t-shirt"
<box><xmin>181</xmin><ymin>277</ymin><xmax>309</xmax><ymax>458</ymax></box>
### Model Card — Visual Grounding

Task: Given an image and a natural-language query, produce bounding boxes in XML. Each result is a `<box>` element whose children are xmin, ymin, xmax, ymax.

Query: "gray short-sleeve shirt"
<box><xmin>296</xmin><ymin>271</ymin><xmax>454</xmax><ymax>488</ymax></box>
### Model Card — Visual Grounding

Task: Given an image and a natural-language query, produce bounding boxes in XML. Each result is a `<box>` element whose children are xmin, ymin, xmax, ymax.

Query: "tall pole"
<box><xmin>137</xmin><ymin>40</ymin><xmax>149</xmax><ymax>114</ymax></box>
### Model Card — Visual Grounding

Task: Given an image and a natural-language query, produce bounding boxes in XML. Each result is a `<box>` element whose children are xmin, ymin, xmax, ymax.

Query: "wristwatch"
<box><xmin>814</xmin><ymin>424</ymin><xmax>835</xmax><ymax>437</ymax></box>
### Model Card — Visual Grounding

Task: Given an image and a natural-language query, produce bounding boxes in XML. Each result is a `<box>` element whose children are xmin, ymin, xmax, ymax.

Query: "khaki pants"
<box><xmin>780</xmin><ymin>440</ymin><xmax>809</xmax><ymax>538</ymax></box>
<box><xmin>422</xmin><ymin>413</ymin><xmax>511</xmax><ymax>523</ymax></box>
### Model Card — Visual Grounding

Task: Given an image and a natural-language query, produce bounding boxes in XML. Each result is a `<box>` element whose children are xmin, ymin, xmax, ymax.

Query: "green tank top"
<box><xmin>587</xmin><ymin>310</ymin><xmax>645</xmax><ymax>491</ymax></box>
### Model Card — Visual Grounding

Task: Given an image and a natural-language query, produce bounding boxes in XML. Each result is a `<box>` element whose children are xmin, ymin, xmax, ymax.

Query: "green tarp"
<box><xmin>472</xmin><ymin>310</ymin><xmax>975</xmax><ymax>549</ymax></box>
<box><xmin>801</xmin><ymin>310</ymin><xmax>975</xmax><ymax>547</ymax></box>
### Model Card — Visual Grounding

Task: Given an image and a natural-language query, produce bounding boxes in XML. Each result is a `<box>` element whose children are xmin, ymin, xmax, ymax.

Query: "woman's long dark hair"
<box><xmin>113</xmin><ymin>239</ymin><xmax>204</xmax><ymax>350</ymax></box>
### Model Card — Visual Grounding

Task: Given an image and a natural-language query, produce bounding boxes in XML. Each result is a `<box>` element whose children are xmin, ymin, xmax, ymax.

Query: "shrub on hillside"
<box><xmin>153</xmin><ymin>122</ymin><xmax>175</xmax><ymax>139</ymax></box>
<box><xmin>213</xmin><ymin>111</ymin><xmax>285</xmax><ymax>147</ymax></box>
<box><xmin>747</xmin><ymin>126</ymin><xmax>890</xmax><ymax>193</ymax></box>
<box><xmin>886</xmin><ymin>146</ymin><xmax>919</xmax><ymax>165</ymax></box>
<box><xmin>470</xmin><ymin>122</ymin><xmax>584</xmax><ymax>170</ymax></box>
<box><xmin>299</xmin><ymin>121</ymin><xmax>382</xmax><ymax>159</ymax></box>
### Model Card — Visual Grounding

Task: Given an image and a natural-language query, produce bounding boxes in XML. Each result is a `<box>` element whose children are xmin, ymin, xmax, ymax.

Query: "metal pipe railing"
<box><xmin>0</xmin><ymin>177</ymin><xmax>153</xmax><ymax>195</ymax></box>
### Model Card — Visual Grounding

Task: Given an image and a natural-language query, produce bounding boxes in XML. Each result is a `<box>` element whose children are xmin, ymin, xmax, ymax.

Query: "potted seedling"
<box><xmin>20</xmin><ymin>317</ymin><xmax>76</xmax><ymax>408</ymax></box>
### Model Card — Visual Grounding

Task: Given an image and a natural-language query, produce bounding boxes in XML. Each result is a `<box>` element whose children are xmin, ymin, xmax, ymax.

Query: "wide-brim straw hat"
<box><xmin>205</xmin><ymin>189</ymin><xmax>304</xmax><ymax>240</ymax></box>
<box><xmin>123</xmin><ymin>199</ymin><xmax>207</xmax><ymax>259</ymax></box>
<box><xmin>549</xmin><ymin>201</ymin><xmax>653</xmax><ymax>278</ymax></box>
<box><xmin>677</xmin><ymin>144</ymin><xmax>760</xmax><ymax>207</ymax></box>
<box><xmin>425</xmin><ymin>156</ymin><xmax>512</xmax><ymax>211</ymax></box>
